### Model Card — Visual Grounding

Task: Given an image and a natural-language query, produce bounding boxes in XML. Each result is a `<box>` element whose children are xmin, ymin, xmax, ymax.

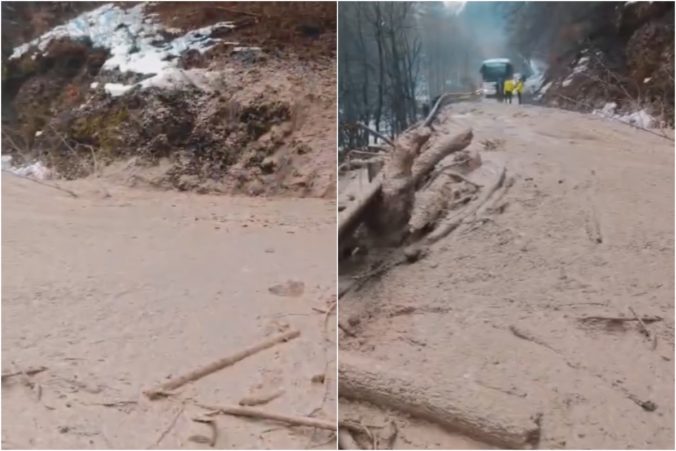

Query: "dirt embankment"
<box><xmin>338</xmin><ymin>101</ymin><xmax>674</xmax><ymax>449</ymax></box>
<box><xmin>2</xmin><ymin>2</ymin><xmax>336</xmax><ymax>198</ymax></box>
<box><xmin>536</xmin><ymin>2</ymin><xmax>674</xmax><ymax>127</ymax></box>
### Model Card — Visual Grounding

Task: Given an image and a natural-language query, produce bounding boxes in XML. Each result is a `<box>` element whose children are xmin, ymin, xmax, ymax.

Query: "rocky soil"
<box><xmin>532</xmin><ymin>2</ymin><xmax>674</xmax><ymax>128</ymax></box>
<box><xmin>2</xmin><ymin>2</ymin><xmax>336</xmax><ymax>198</ymax></box>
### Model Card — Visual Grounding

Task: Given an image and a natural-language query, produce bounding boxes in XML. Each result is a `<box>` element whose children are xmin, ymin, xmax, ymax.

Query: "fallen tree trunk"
<box><xmin>408</xmin><ymin>171</ymin><xmax>456</xmax><ymax>235</ymax></box>
<box><xmin>339</xmin><ymin>353</ymin><xmax>541</xmax><ymax>449</ymax></box>
<box><xmin>376</xmin><ymin>127</ymin><xmax>433</xmax><ymax>233</ymax></box>
<box><xmin>411</xmin><ymin>129</ymin><xmax>473</xmax><ymax>188</ymax></box>
<box><xmin>338</xmin><ymin>174</ymin><xmax>383</xmax><ymax>240</ymax></box>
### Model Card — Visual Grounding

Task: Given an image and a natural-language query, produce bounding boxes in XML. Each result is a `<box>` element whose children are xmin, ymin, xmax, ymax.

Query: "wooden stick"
<box><xmin>144</xmin><ymin>329</ymin><xmax>300</xmax><ymax>399</ymax></box>
<box><xmin>1</xmin><ymin>366</ymin><xmax>47</xmax><ymax>380</ymax></box>
<box><xmin>424</xmin><ymin>93</ymin><xmax>452</xmax><ymax>127</ymax></box>
<box><xmin>196</xmin><ymin>403</ymin><xmax>336</xmax><ymax>431</ymax></box>
<box><xmin>577</xmin><ymin>315</ymin><xmax>662</xmax><ymax>323</ymax></box>
<box><xmin>355</xmin><ymin>123</ymin><xmax>394</xmax><ymax>147</ymax></box>
<box><xmin>2</xmin><ymin>170</ymin><xmax>78</xmax><ymax>198</ymax></box>
<box><xmin>338</xmin><ymin>428</ymin><xmax>361</xmax><ymax>450</ymax></box>
<box><xmin>239</xmin><ymin>389</ymin><xmax>285</xmax><ymax>407</ymax></box>
<box><xmin>425</xmin><ymin>166</ymin><xmax>506</xmax><ymax>244</ymax></box>
<box><xmin>628</xmin><ymin>307</ymin><xmax>652</xmax><ymax>339</ymax></box>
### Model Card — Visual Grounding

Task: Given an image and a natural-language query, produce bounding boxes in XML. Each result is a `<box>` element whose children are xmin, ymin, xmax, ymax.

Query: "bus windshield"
<box><xmin>480</xmin><ymin>59</ymin><xmax>514</xmax><ymax>82</ymax></box>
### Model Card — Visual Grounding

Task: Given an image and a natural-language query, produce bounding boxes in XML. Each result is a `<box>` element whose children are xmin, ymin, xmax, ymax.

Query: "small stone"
<box><xmin>260</xmin><ymin>156</ymin><xmax>276</xmax><ymax>174</ymax></box>
<box><xmin>347</xmin><ymin>316</ymin><xmax>361</xmax><ymax>327</ymax></box>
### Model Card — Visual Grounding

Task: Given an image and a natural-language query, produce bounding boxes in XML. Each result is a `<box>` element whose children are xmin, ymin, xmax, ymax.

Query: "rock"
<box><xmin>260</xmin><ymin>156</ymin><xmax>277</xmax><ymax>174</ymax></box>
<box><xmin>268</xmin><ymin>280</ymin><xmax>305</xmax><ymax>297</ymax></box>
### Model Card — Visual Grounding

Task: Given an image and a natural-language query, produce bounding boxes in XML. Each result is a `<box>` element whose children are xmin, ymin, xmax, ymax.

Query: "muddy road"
<box><xmin>2</xmin><ymin>176</ymin><xmax>336</xmax><ymax>449</ymax></box>
<box><xmin>339</xmin><ymin>102</ymin><xmax>674</xmax><ymax>449</ymax></box>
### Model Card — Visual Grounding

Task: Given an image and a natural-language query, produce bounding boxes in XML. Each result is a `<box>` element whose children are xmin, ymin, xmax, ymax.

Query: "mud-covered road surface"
<box><xmin>2</xmin><ymin>176</ymin><xmax>336</xmax><ymax>449</ymax></box>
<box><xmin>339</xmin><ymin>102</ymin><xmax>674</xmax><ymax>449</ymax></box>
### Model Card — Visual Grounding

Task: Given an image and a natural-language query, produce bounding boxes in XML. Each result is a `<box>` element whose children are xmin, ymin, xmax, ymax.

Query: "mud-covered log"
<box><xmin>338</xmin><ymin>174</ymin><xmax>383</xmax><ymax>239</ymax></box>
<box><xmin>411</xmin><ymin>128</ymin><xmax>473</xmax><ymax>188</ymax></box>
<box><xmin>338</xmin><ymin>127</ymin><xmax>473</xmax><ymax>240</ymax></box>
<box><xmin>376</xmin><ymin>127</ymin><xmax>432</xmax><ymax>233</ymax></box>
<box><xmin>339</xmin><ymin>353</ymin><xmax>541</xmax><ymax>449</ymax></box>
<box><xmin>408</xmin><ymin>171</ymin><xmax>456</xmax><ymax>234</ymax></box>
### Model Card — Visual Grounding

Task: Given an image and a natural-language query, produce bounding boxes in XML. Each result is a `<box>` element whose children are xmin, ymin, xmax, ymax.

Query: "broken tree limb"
<box><xmin>425</xmin><ymin>165</ymin><xmax>506</xmax><ymax>244</ymax></box>
<box><xmin>628</xmin><ymin>307</ymin><xmax>652</xmax><ymax>339</ymax></box>
<box><xmin>239</xmin><ymin>389</ymin><xmax>285</xmax><ymax>407</ymax></box>
<box><xmin>339</xmin><ymin>353</ymin><xmax>541</xmax><ymax>449</ymax></box>
<box><xmin>339</xmin><ymin>157</ymin><xmax>386</xmax><ymax>173</ymax></box>
<box><xmin>196</xmin><ymin>403</ymin><xmax>336</xmax><ymax>431</ymax></box>
<box><xmin>338</xmin><ymin>428</ymin><xmax>361</xmax><ymax>450</ymax></box>
<box><xmin>577</xmin><ymin>315</ymin><xmax>662</xmax><ymax>324</ymax></box>
<box><xmin>1</xmin><ymin>366</ymin><xmax>47</xmax><ymax>381</ymax></box>
<box><xmin>408</xmin><ymin>171</ymin><xmax>456</xmax><ymax>235</ymax></box>
<box><xmin>355</xmin><ymin>123</ymin><xmax>394</xmax><ymax>147</ymax></box>
<box><xmin>411</xmin><ymin>128</ymin><xmax>474</xmax><ymax>188</ymax></box>
<box><xmin>338</xmin><ymin>174</ymin><xmax>383</xmax><ymax>240</ymax></box>
<box><xmin>144</xmin><ymin>329</ymin><xmax>300</xmax><ymax>399</ymax></box>
<box><xmin>2</xmin><ymin>170</ymin><xmax>78</xmax><ymax>198</ymax></box>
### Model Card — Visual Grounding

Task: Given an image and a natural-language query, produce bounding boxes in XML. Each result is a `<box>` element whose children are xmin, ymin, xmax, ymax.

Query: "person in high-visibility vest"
<box><xmin>503</xmin><ymin>78</ymin><xmax>515</xmax><ymax>104</ymax></box>
<box><xmin>514</xmin><ymin>76</ymin><xmax>525</xmax><ymax>104</ymax></box>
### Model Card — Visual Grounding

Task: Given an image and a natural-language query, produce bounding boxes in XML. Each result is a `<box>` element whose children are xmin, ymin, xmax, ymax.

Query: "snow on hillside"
<box><xmin>11</xmin><ymin>3</ymin><xmax>235</xmax><ymax>93</ymax></box>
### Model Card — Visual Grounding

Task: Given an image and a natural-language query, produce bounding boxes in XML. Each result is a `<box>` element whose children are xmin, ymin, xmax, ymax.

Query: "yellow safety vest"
<box><xmin>504</xmin><ymin>79</ymin><xmax>515</xmax><ymax>93</ymax></box>
<box><xmin>515</xmin><ymin>81</ymin><xmax>524</xmax><ymax>93</ymax></box>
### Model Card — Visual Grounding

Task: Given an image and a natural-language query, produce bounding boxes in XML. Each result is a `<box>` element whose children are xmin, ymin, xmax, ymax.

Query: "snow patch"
<box><xmin>90</xmin><ymin>82</ymin><xmax>99</xmax><ymax>89</ymax></box>
<box><xmin>5</xmin><ymin>159</ymin><xmax>53</xmax><ymax>180</ymax></box>
<box><xmin>11</xmin><ymin>3</ymin><xmax>235</xmax><ymax>96</ymax></box>
<box><xmin>105</xmin><ymin>83</ymin><xmax>134</xmax><ymax>97</ymax></box>
<box><xmin>593</xmin><ymin>102</ymin><xmax>656</xmax><ymax>128</ymax></box>
<box><xmin>2</xmin><ymin>155</ymin><xmax>13</xmax><ymax>171</ymax></box>
<box><xmin>539</xmin><ymin>81</ymin><xmax>553</xmax><ymax>97</ymax></box>
<box><xmin>233</xmin><ymin>46</ymin><xmax>262</xmax><ymax>52</ymax></box>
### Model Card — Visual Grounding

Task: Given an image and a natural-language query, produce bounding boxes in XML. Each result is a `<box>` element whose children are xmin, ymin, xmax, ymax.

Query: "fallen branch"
<box><xmin>1</xmin><ymin>366</ymin><xmax>47</xmax><ymax>381</ymax></box>
<box><xmin>339</xmin><ymin>353</ymin><xmax>541</xmax><ymax>449</ymax></box>
<box><xmin>338</xmin><ymin>174</ymin><xmax>383</xmax><ymax>239</ymax></box>
<box><xmin>577</xmin><ymin>315</ymin><xmax>662</xmax><ymax>324</ymax></box>
<box><xmin>338</xmin><ymin>428</ymin><xmax>361</xmax><ymax>450</ymax></box>
<box><xmin>355</xmin><ymin>123</ymin><xmax>394</xmax><ymax>147</ymax></box>
<box><xmin>339</xmin><ymin>157</ymin><xmax>385</xmax><ymax>173</ymax></box>
<box><xmin>196</xmin><ymin>403</ymin><xmax>336</xmax><ymax>431</ymax></box>
<box><xmin>239</xmin><ymin>389</ymin><xmax>285</xmax><ymax>407</ymax></box>
<box><xmin>144</xmin><ymin>329</ymin><xmax>300</xmax><ymax>399</ymax></box>
<box><xmin>2</xmin><ymin>170</ymin><xmax>78</xmax><ymax>198</ymax></box>
<box><xmin>629</xmin><ymin>307</ymin><xmax>652</xmax><ymax>339</ymax></box>
<box><xmin>445</xmin><ymin>170</ymin><xmax>482</xmax><ymax>189</ymax></box>
<box><xmin>380</xmin><ymin>420</ymin><xmax>398</xmax><ymax>449</ymax></box>
<box><xmin>410</xmin><ymin>129</ymin><xmax>474</xmax><ymax>188</ymax></box>
<box><xmin>153</xmin><ymin>404</ymin><xmax>184</xmax><ymax>448</ymax></box>
<box><xmin>425</xmin><ymin>165</ymin><xmax>506</xmax><ymax>244</ymax></box>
